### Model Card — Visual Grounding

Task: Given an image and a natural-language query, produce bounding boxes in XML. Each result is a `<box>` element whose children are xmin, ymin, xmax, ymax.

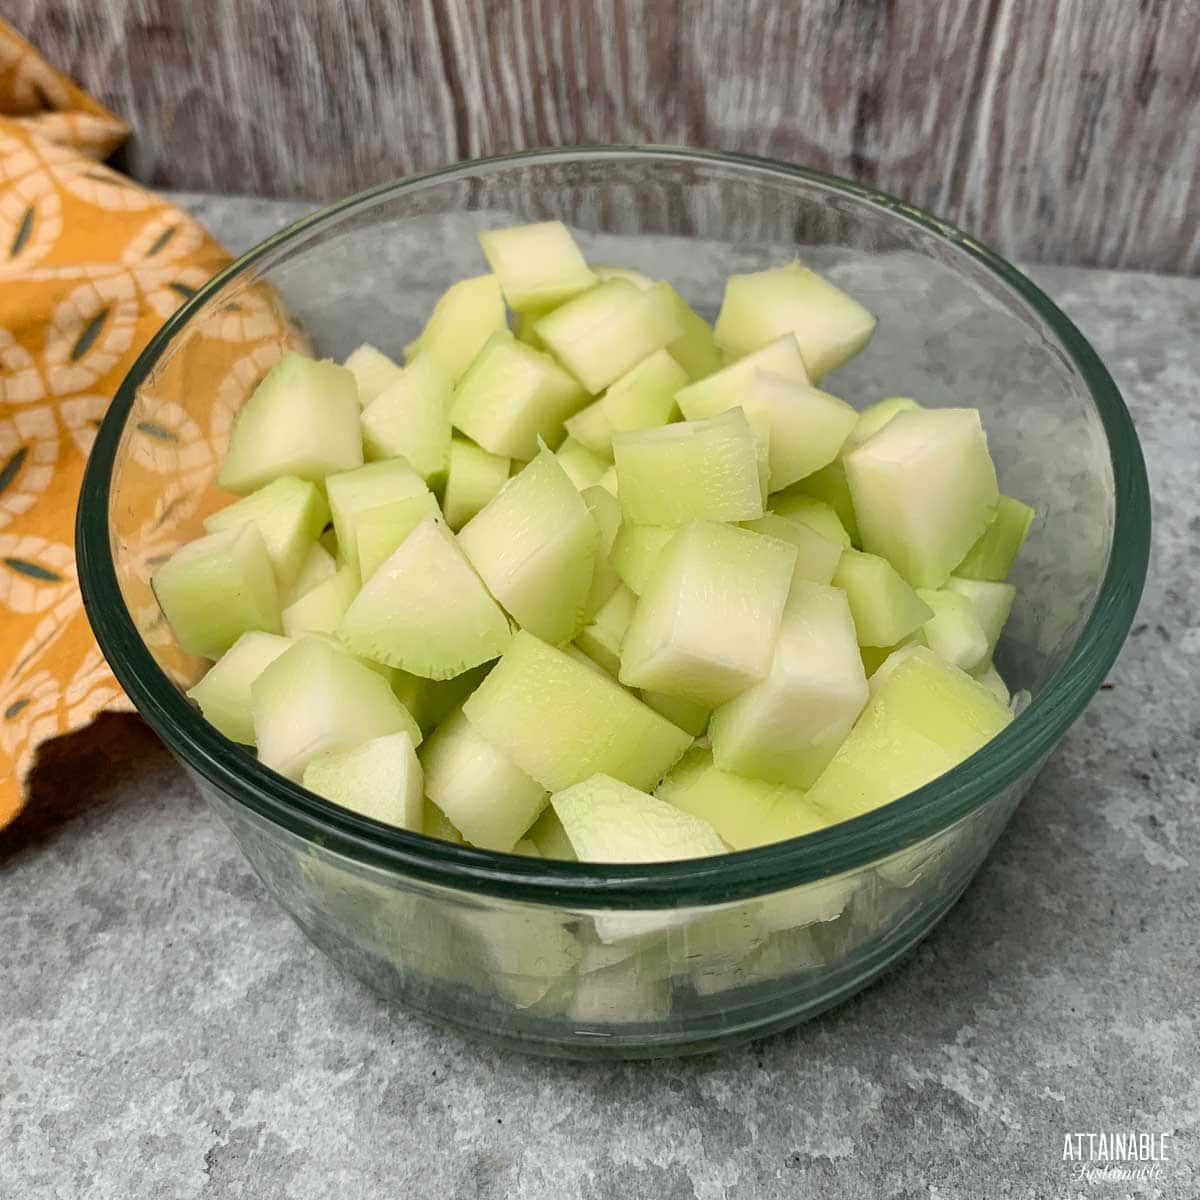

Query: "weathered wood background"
<box><xmin>8</xmin><ymin>0</ymin><xmax>1200</xmax><ymax>273</ymax></box>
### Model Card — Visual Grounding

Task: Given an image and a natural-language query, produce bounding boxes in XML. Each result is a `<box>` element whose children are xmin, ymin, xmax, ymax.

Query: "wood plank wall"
<box><xmin>8</xmin><ymin>0</ymin><xmax>1199</xmax><ymax>272</ymax></box>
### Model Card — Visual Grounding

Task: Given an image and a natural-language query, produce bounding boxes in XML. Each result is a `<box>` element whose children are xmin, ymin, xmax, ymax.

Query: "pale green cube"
<box><xmin>450</xmin><ymin>330</ymin><xmax>587</xmax><ymax>460</ymax></box>
<box><xmin>833</xmin><ymin>547</ymin><xmax>933</xmax><ymax>647</ymax></box>
<box><xmin>325</xmin><ymin>457</ymin><xmax>429</xmax><ymax>574</ymax></box>
<box><xmin>281</xmin><ymin>561</ymin><xmax>360</xmax><ymax>637</ymax></box>
<box><xmin>187</xmin><ymin>631</ymin><xmax>293</xmax><ymax>744</ymax></box>
<box><xmin>619</xmin><ymin>520</ymin><xmax>797</xmax><ymax>707</ymax></box>
<box><xmin>153</xmin><ymin>524</ymin><xmax>281</xmax><ymax>659</ymax></box>
<box><xmin>478</xmin><ymin>221</ymin><xmax>597</xmax><ymax>312</ymax></box>
<box><xmin>709</xmin><ymin>582</ymin><xmax>869</xmax><ymax>789</ymax></box>
<box><xmin>613</xmin><ymin>408</ymin><xmax>763</xmax><ymax>526</ymax></box>
<box><xmin>713</xmin><ymin>261</ymin><xmax>876</xmax><ymax>381</ymax></box>
<box><xmin>535</xmin><ymin>280</ymin><xmax>682</xmax><ymax>393</ymax></box>
<box><xmin>204</xmin><ymin>475</ymin><xmax>330</xmax><ymax>589</ymax></box>
<box><xmin>420</xmin><ymin>709</ymin><xmax>548</xmax><ymax>851</ymax></box>
<box><xmin>360</xmin><ymin>353</ymin><xmax>452</xmax><ymax>483</ymax></box>
<box><xmin>405</xmin><ymin>274</ymin><xmax>507</xmax><ymax>381</ymax></box>
<box><xmin>217</xmin><ymin>353</ymin><xmax>361</xmax><ymax>494</ymax></box>
<box><xmin>303</xmin><ymin>731</ymin><xmax>424</xmax><ymax>830</ymax></box>
<box><xmin>442</xmin><ymin>438</ymin><xmax>510</xmax><ymax>531</ymax></box>
<box><xmin>251</xmin><ymin>635</ymin><xmax>423</xmax><ymax>781</ymax></box>
<box><xmin>339</xmin><ymin>516</ymin><xmax>511</xmax><ymax>678</ymax></box>
<box><xmin>462</xmin><ymin>631</ymin><xmax>692</xmax><ymax>792</ymax></box>
<box><xmin>552</xmin><ymin>774</ymin><xmax>726</xmax><ymax>863</ymax></box>
<box><xmin>954</xmin><ymin>495</ymin><xmax>1035</xmax><ymax>581</ymax></box>
<box><xmin>355</xmin><ymin>493</ymin><xmax>442</xmax><ymax>582</ymax></box>
<box><xmin>844</xmin><ymin>407</ymin><xmax>999</xmax><ymax>587</ymax></box>
<box><xmin>343</xmin><ymin>343</ymin><xmax>405</xmax><ymax>408</ymax></box>
<box><xmin>458</xmin><ymin>447</ymin><xmax>597</xmax><ymax>644</ymax></box>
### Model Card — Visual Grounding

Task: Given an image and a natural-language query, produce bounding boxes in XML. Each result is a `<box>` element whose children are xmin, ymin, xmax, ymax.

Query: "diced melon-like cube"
<box><xmin>750</xmin><ymin>374</ymin><xmax>857</xmax><ymax>491</ymax></box>
<box><xmin>552</xmin><ymin>774</ymin><xmax>726</xmax><ymax>863</ymax></box>
<box><xmin>845</xmin><ymin>396</ymin><xmax>920</xmax><ymax>451</ymax></box>
<box><xmin>204</xmin><ymin>475</ymin><xmax>329</xmax><ymax>589</ymax></box>
<box><xmin>954</xmin><ymin>495</ymin><xmax>1035</xmax><ymax>581</ymax></box>
<box><xmin>596</xmin><ymin>465</ymin><xmax>619</xmax><ymax>497</ymax></box>
<box><xmin>576</xmin><ymin>583</ymin><xmax>637</xmax><ymax>676</ymax></box>
<box><xmin>674</xmin><ymin>333</ymin><xmax>809</xmax><ymax>416</ymax></box>
<box><xmin>845</xmin><ymin>407</ymin><xmax>999</xmax><ymax>587</ymax></box>
<box><xmin>678</xmin><ymin>369</ymin><xmax>856</xmax><ymax>493</ymax></box>
<box><xmin>593</xmin><ymin>264</ymin><xmax>654</xmax><ymax>290</ymax></box>
<box><xmin>478</xmin><ymin>221</ymin><xmax>597</xmax><ymax>312</ymax></box>
<box><xmin>555</xmin><ymin>436</ymin><xmax>610</xmax><ymax>489</ymax></box>
<box><xmin>610</xmin><ymin>524</ymin><xmax>675</xmax><ymax>594</ymax></box>
<box><xmin>713</xmin><ymin>261</ymin><xmax>876</xmax><ymax>380</ymax></box>
<box><xmin>423</xmin><ymin>797</ymin><xmax>465</xmax><ymax>843</ymax></box>
<box><xmin>462</xmin><ymin>631</ymin><xmax>692</xmax><ymax>792</ymax></box>
<box><xmin>535</xmin><ymin>279</ymin><xmax>682</xmax><ymax>393</ymax></box>
<box><xmin>915</xmin><ymin>587</ymin><xmax>989</xmax><ymax>672</ymax></box>
<box><xmin>186</xmin><ymin>631</ymin><xmax>293</xmax><ymax>744</ymax></box>
<box><xmin>971</xmin><ymin>661</ymin><xmax>1011</xmax><ymax>706</ymax></box>
<box><xmin>833</xmin><ymin>548</ymin><xmax>933</xmax><ymax>647</ymax></box>
<box><xmin>302</xmin><ymin>731</ymin><xmax>424</xmax><ymax>830</ymax></box>
<box><xmin>565</xmin><ymin>349</ymin><xmax>686</xmax><ymax>457</ymax></box>
<box><xmin>660</xmin><ymin>284</ymin><xmax>723</xmax><ymax>381</ymax></box>
<box><xmin>281</xmin><ymin>561</ymin><xmax>360</xmax><ymax>637</ymax></box>
<box><xmin>562</xmin><ymin>400</ymin><xmax>614</xmax><ymax>456</ymax></box>
<box><xmin>442</xmin><ymin>438</ymin><xmax>510</xmax><ymax>531</ymax></box>
<box><xmin>405</xmin><ymin>274</ymin><xmax>507</xmax><ymax>381</ymax></box>
<box><xmin>360</xmin><ymin>353</ymin><xmax>452</xmax><ymax>483</ymax></box>
<box><xmin>638</xmin><ymin>690</ymin><xmax>709</xmax><ymax>737</ymax></box>
<box><xmin>783</xmin><ymin>460</ymin><xmax>860</xmax><ymax>544</ymax></box>
<box><xmin>284</xmin><ymin>541</ymin><xmax>338</xmax><ymax>606</ymax></box>
<box><xmin>740</xmin><ymin>513</ymin><xmax>843</xmax><ymax>586</ymax></box>
<box><xmin>526</xmin><ymin>806</ymin><xmax>577</xmax><ymax>861</ymax></box>
<box><xmin>449</xmin><ymin>330</ymin><xmax>587</xmax><ymax>461</ymax></box>
<box><xmin>251</xmin><ymin>636</ymin><xmax>423</xmax><ymax>780</ymax></box>
<box><xmin>769</xmin><ymin>492</ymin><xmax>851</xmax><ymax>547</ymax></box>
<box><xmin>613</xmin><ymin>409</ymin><xmax>763</xmax><ymax>526</ymax></box>
<box><xmin>945</xmin><ymin>576</ymin><xmax>1016</xmax><ymax>662</ymax></box>
<box><xmin>343</xmin><ymin>343</ymin><xmax>405</xmax><ymax>408</ymax></box>
<box><xmin>656</xmin><ymin>747</ymin><xmax>828</xmax><ymax>850</ymax></box>
<box><xmin>619</xmin><ymin>520</ymin><xmax>797</xmax><ymax>707</ymax></box>
<box><xmin>325</xmin><ymin>458</ymin><xmax>429</xmax><ymax>574</ymax></box>
<box><xmin>153</xmin><ymin>524</ymin><xmax>281</xmax><ymax>659</ymax></box>
<box><xmin>419</xmin><ymin>709</ymin><xmax>548</xmax><ymax>851</ymax></box>
<box><xmin>339</xmin><ymin>516</ymin><xmax>511</xmax><ymax>678</ymax></box>
<box><xmin>708</xmin><ymin>582</ymin><xmax>869</xmax><ymax>789</ymax></box>
<box><xmin>806</xmin><ymin>646</ymin><xmax>1013</xmax><ymax>822</ymax></box>
<box><xmin>217</xmin><ymin>353</ymin><xmax>361</xmax><ymax>494</ymax></box>
<box><xmin>458</xmin><ymin>447</ymin><xmax>597</xmax><ymax>643</ymax></box>
<box><xmin>355</xmin><ymin>492</ymin><xmax>442</xmax><ymax>583</ymax></box>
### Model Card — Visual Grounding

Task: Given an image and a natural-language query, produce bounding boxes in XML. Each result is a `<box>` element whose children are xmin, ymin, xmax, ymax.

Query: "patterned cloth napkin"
<box><xmin>0</xmin><ymin>19</ymin><xmax>233</xmax><ymax>827</ymax></box>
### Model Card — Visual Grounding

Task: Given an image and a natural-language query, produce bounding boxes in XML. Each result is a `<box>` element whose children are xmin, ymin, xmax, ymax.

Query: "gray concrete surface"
<box><xmin>1</xmin><ymin>194</ymin><xmax>1196</xmax><ymax>1199</ymax></box>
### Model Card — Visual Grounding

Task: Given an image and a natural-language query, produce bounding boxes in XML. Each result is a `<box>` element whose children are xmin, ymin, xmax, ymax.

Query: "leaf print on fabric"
<box><xmin>0</xmin><ymin>533</ymin><xmax>73</xmax><ymax>611</ymax></box>
<box><xmin>122</xmin><ymin>210</ymin><xmax>205</xmax><ymax>267</ymax></box>
<box><xmin>0</xmin><ymin>326</ymin><xmax>45</xmax><ymax>406</ymax></box>
<box><xmin>58</xmin><ymin>393</ymin><xmax>107</xmax><ymax>456</ymax></box>
<box><xmin>43</xmin><ymin>272</ymin><xmax>139</xmax><ymax>395</ymax></box>
<box><xmin>0</xmin><ymin>404</ymin><xmax>58</xmax><ymax>529</ymax></box>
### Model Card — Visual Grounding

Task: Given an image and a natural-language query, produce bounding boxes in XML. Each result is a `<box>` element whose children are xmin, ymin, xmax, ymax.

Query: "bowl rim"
<box><xmin>76</xmin><ymin>144</ymin><xmax>1151</xmax><ymax>909</ymax></box>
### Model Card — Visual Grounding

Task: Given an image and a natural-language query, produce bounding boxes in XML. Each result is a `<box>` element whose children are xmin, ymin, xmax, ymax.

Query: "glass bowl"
<box><xmin>77</xmin><ymin>147</ymin><xmax>1150</xmax><ymax>1058</ymax></box>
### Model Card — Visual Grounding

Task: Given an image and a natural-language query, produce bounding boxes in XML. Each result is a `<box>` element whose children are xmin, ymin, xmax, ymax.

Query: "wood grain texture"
<box><xmin>6</xmin><ymin>0</ymin><xmax>1199</xmax><ymax>272</ymax></box>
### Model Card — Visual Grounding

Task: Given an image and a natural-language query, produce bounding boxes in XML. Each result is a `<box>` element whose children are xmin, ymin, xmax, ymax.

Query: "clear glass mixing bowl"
<box><xmin>77</xmin><ymin>148</ymin><xmax>1150</xmax><ymax>1057</ymax></box>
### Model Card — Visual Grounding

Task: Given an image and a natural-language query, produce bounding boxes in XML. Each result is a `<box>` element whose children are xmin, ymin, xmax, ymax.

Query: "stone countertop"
<box><xmin>2</xmin><ymin>194</ymin><xmax>1196</xmax><ymax>1200</ymax></box>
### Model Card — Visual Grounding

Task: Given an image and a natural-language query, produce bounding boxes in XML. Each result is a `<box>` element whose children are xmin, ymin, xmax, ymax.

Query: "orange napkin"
<box><xmin>0</xmin><ymin>20</ymin><xmax>234</xmax><ymax>827</ymax></box>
